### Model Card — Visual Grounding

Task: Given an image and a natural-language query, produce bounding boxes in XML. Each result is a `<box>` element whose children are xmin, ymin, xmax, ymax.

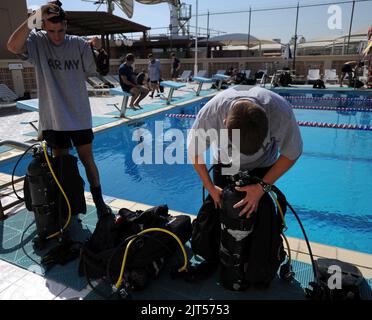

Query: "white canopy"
<box><xmin>118</xmin><ymin>0</ymin><xmax>134</xmax><ymax>18</ymax></box>
<box><xmin>136</xmin><ymin>0</ymin><xmax>179</xmax><ymax>4</ymax></box>
<box><xmin>119</xmin><ymin>0</ymin><xmax>180</xmax><ymax>18</ymax></box>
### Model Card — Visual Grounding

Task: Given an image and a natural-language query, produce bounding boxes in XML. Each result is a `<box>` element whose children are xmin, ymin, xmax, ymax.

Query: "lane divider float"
<box><xmin>165</xmin><ymin>114</ymin><xmax>372</xmax><ymax>131</ymax></box>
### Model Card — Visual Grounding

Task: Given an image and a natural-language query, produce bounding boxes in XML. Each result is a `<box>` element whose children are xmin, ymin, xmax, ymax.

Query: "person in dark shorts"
<box><xmin>340</xmin><ymin>61</ymin><xmax>358</xmax><ymax>87</ymax></box>
<box><xmin>119</xmin><ymin>53</ymin><xmax>149</xmax><ymax>109</ymax></box>
<box><xmin>170</xmin><ymin>52</ymin><xmax>181</xmax><ymax>81</ymax></box>
<box><xmin>7</xmin><ymin>1</ymin><xmax>111</xmax><ymax>217</ymax></box>
<box><xmin>148</xmin><ymin>53</ymin><xmax>161</xmax><ymax>98</ymax></box>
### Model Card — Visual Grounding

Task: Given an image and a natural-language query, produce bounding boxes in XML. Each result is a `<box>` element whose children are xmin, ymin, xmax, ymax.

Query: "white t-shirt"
<box><xmin>148</xmin><ymin>59</ymin><xmax>161</xmax><ymax>82</ymax></box>
<box><xmin>187</xmin><ymin>86</ymin><xmax>303</xmax><ymax>171</ymax></box>
<box><xmin>26</xmin><ymin>30</ymin><xmax>96</xmax><ymax>131</ymax></box>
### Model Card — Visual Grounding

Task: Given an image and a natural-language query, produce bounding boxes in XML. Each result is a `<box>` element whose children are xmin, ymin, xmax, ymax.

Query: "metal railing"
<box><xmin>0</xmin><ymin>140</ymin><xmax>33</xmax><ymax>220</ymax></box>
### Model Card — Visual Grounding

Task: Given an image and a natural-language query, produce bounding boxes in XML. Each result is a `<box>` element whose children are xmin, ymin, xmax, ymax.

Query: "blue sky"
<box><xmin>26</xmin><ymin>0</ymin><xmax>372</xmax><ymax>42</ymax></box>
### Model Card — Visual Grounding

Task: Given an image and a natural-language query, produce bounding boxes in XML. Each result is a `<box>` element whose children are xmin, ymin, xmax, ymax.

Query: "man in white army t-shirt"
<box><xmin>7</xmin><ymin>1</ymin><xmax>110</xmax><ymax>217</ymax></box>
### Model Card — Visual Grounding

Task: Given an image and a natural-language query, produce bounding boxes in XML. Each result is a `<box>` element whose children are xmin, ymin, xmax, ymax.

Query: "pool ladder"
<box><xmin>0</xmin><ymin>140</ymin><xmax>33</xmax><ymax>220</ymax></box>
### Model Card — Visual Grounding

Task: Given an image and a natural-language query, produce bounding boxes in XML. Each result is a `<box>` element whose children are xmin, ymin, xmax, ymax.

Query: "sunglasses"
<box><xmin>47</xmin><ymin>6</ymin><xmax>61</xmax><ymax>15</ymax></box>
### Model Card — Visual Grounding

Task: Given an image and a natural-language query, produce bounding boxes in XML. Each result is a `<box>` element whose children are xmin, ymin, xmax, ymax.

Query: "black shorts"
<box><xmin>120</xmin><ymin>85</ymin><xmax>132</xmax><ymax>93</ymax></box>
<box><xmin>150</xmin><ymin>80</ymin><xmax>159</xmax><ymax>84</ymax></box>
<box><xmin>42</xmin><ymin>129</ymin><xmax>94</xmax><ymax>149</ymax></box>
<box><xmin>171</xmin><ymin>69</ymin><xmax>178</xmax><ymax>78</ymax></box>
<box><xmin>342</xmin><ymin>64</ymin><xmax>353</xmax><ymax>73</ymax></box>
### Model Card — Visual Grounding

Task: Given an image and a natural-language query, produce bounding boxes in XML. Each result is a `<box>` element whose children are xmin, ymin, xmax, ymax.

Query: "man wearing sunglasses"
<box><xmin>7</xmin><ymin>1</ymin><xmax>111</xmax><ymax>217</ymax></box>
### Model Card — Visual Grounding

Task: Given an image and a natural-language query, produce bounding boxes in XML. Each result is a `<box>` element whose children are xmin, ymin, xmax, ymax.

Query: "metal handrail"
<box><xmin>0</xmin><ymin>140</ymin><xmax>33</xmax><ymax>220</ymax></box>
<box><xmin>0</xmin><ymin>140</ymin><xmax>33</xmax><ymax>151</ymax></box>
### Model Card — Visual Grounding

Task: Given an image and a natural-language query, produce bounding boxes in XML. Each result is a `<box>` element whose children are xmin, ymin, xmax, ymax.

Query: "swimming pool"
<box><xmin>1</xmin><ymin>93</ymin><xmax>372</xmax><ymax>254</ymax></box>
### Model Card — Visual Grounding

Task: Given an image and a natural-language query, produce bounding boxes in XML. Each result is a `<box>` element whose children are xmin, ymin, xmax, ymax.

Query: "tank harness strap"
<box><xmin>220</xmin><ymin>214</ymin><xmax>255</xmax><ymax>231</ymax></box>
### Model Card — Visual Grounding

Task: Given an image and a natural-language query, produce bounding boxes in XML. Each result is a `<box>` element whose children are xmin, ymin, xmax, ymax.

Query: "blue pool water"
<box><xmin>2</xmin><ymin>95</ymin><xmax>372</xmax><ymax>254</ymax></box>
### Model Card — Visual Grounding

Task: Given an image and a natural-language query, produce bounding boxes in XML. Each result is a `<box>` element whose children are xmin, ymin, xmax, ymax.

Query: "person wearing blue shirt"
<box><xmin>118</xmin><ymin>53</ymin><xmax>149</xmax><ymax>109</ymax></box>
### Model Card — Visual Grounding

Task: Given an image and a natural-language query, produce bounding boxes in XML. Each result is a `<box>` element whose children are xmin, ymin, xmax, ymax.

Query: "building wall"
<box><xmin>0</xmin><ymin>54</ymin><xmax>362</xmax><ymax>95</ymax></box>
<box><xmin>0</xmin><ymin>0</ymin><xmax>27</xmax><ymax>59</ymax></box>
<box><xmin>0</xmin><ymin>0</ymin><xmax>28</xmax><ymax>97</ymax></box>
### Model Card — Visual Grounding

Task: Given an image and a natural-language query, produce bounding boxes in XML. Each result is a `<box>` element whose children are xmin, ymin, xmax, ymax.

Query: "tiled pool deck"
<box><xmin>0</xmin><ymin>83</ymin><xmax>371</xmax><ymax>300</ymax></box>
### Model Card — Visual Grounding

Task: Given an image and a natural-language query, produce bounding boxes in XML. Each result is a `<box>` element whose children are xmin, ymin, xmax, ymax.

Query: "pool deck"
<box><xmin>1</xmin><ymin>175</ymin><xmax>371</xmax><ymax>300</ymax></box>
<box><xmin>0</xmin><ymin>82</ymin><xmax>372</xmax><ymax>300</ymax></box>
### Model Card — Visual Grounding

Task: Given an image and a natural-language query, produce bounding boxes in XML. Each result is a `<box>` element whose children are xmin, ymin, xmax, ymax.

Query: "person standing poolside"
<box><xmin>340</xmin><ymin>61</ymin><xmax>358</xmax><ymax>87</ymax></box>
<box><xmin>170</xmin><ymin>52</ymin><xmax>181</xmax><ymax>81</ymax></box>
<box><xmin>118</xmin><ymin>53</ymin><xmax>149</xmax><ymax>109</ymax></box>
<box><xmin>7</xmin><ymin>1</ymin><xmax>111</xmax><ymax>217</ymax></box>
<box><xmin>147</xmin><ymin>53</ymin><xmax>161</xmax><ymax>98</ymax></box>
<box><xmin>187</xmin><ymin>86</ymin><xmax>303</xmax><ymax>266</ymax></box>
<box><xmin>187</xmin><ymin>86</ymin><xmax>303</xmax><ymax>217</ymax></box>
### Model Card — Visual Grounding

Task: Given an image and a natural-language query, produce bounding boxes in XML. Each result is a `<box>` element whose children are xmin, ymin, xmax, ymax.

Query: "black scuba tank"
<box><xmin>219</xmin><ymin>181</ymin><xmax>255</xmax><ymax>291</ymax></box>
<box><xmin>24</xmin><ymin>146</ymin><xmax>60</xmax><ymax>240</ymax></box>
<box><xmin>23</xmin><ymin>145</ymin><xmax>87</xmax><ymax>244</ymax></box>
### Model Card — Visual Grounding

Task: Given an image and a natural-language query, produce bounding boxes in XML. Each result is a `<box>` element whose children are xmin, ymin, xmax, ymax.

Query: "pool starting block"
<box><xmin>192</xmin><ymin>76</ymin><xmax>214</xmax><ymax>96</ymax></box>
<box><xmin>159</xmin><ymin>81</ymin><xmax>186</xmax><ymax>105</ymax></box>
<box><xmin>16</xmin><ymin>98</ymin><xmax>39</xmax><ymax>112</ymax></box>
<box><xmin>213</xmin><ymin>73</ymin><xmax>231</xmax><ymax>90</ymax></box>
<box><xmin>109</xmin><ymin>87</ymin><xmax>132</xmax><ymax>117</ymax></box>
<box><xmin>16</xmin><ymin>99</ymin><xmax>41</xmax><ymax>137</ymax></box>
<box><xmin>16</xmin><ymin>99</ymin><xmax>39</xmax><ymax>131</ymax></box>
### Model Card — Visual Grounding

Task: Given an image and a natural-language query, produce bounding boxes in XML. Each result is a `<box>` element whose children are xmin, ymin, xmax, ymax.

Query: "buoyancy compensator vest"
<box><xmin>307</xmin><ymin>258</ymin><xmax>365</xmax><ymax>300</ymax></box>
<box><xmin>79</xmin><ymin>205</ymin><xmax>192</xmax><ymax>298</ymax></box>
<box><xmin>219</xmin><ymin>170</ymin><xmax>287</xmax><ymax>290</ymax></box>
<box><xmin>23</xmin><ymin>144</ymin><xmax>86</xmax><ymax>246</ymax></box>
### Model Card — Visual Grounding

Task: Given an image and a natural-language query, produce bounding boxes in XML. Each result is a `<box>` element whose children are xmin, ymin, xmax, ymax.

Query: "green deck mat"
<box><xmin>0</xmin><ymin>205</ymin><xmax>99</xmax><ymax>291</ymax></box>
<box><xmin>1</xmin><ymin>206</ymin><xmax>371</xmax><ymax>300</ymax></box>
<box><xmin>84</xmin><ymin>255</ymin><xmax>372</xmax><ymax>300</ymax></box>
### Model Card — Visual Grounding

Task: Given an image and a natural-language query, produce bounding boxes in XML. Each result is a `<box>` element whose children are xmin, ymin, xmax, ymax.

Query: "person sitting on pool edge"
<box><xmin>118</xmin><ymin>53</ymin><xmax>149</xmax><ymax>109</ymax></box>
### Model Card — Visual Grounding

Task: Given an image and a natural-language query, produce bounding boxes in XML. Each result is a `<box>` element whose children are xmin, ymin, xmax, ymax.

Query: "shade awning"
<box><xmin>65</xmin><ymin>11</ymin><xmax>150</xmax><ymax>36</ymax></box>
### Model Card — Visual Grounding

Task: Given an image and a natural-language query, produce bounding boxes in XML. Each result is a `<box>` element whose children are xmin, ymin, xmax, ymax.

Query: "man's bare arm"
<box><xmin>261</xmin><ymin>154</ymin><xmax>298</xmax><ymax>185</ymax></box>
<box><xmin>120</xmin><ymin>74</ymin><xmax>136</xmax><ymax>87</ymax></box>
<box><xmin>192</xmin><ymin>155</ymin><xmax>215</xmax><ymax>192</ymax></box>
<box><xmin>7</xmin><ymin>20</ymin><xmax>30</xmax><ymax>55</ymax></box>
<box><xmin>191</xmin><ymin>155</ymin><xmax>223</xmax><ymax>208</ymax></box>
<box><xmin>7</xmin><ymin>4</ymin><xmax>60</xmax><ymax>55</ymax></box>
